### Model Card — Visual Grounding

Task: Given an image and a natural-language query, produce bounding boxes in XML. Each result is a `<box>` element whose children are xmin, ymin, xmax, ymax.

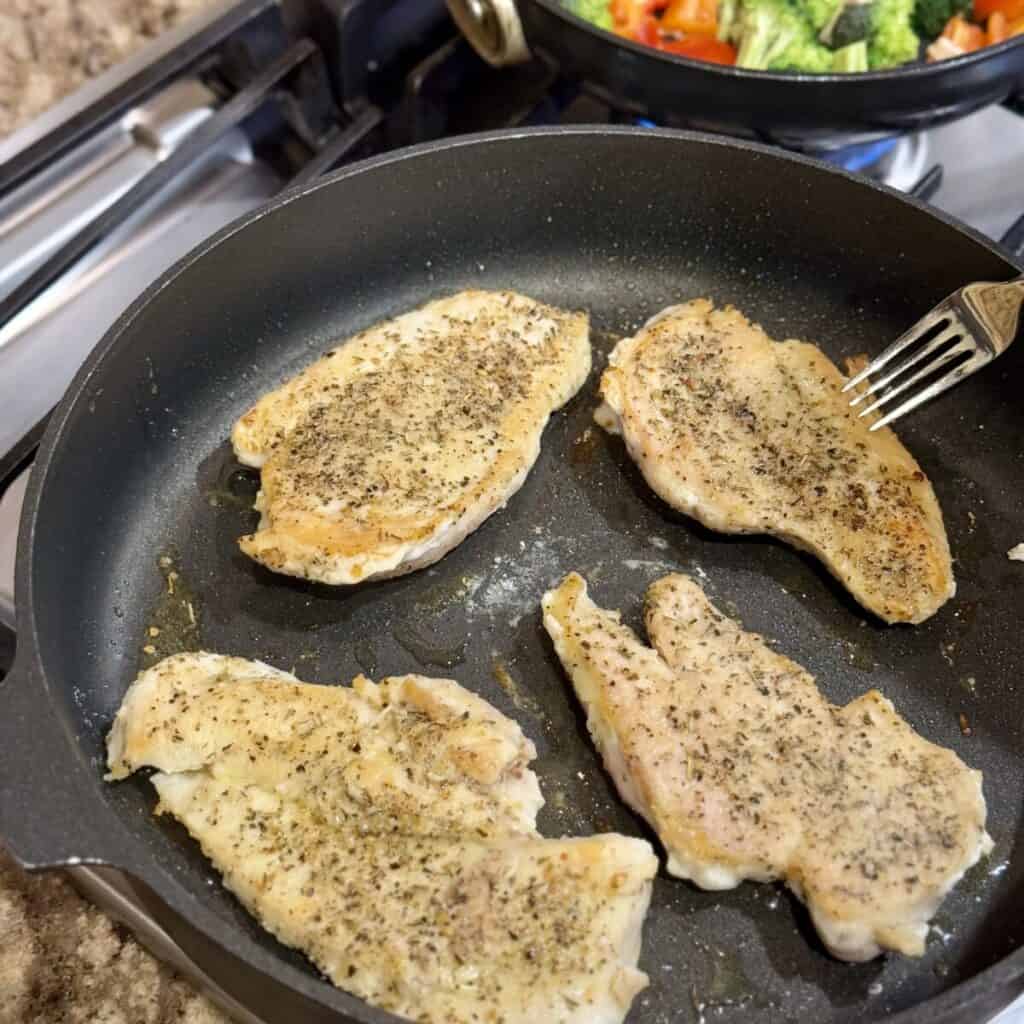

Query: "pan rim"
<box><xmin>13</xmin><ymin>125</ymin><xmax>1024</xmax><ymax>1024</ymax></box>
<box><xmin>534</xmin><ymin>0</ymin><xmax>1024</xmax><ymax>84</ymax></box>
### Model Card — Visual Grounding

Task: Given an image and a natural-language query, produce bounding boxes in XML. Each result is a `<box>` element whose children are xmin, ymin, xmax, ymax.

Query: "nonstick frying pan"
<box><xmin>446</xmin><ymin>0</ymin><xmax>1024</xmax><ymax>149</ymax></box>
<box><xmin>1</xmin><ymin>128</ymin><xmax>1023</xmax><ymax>1024</ymax></box>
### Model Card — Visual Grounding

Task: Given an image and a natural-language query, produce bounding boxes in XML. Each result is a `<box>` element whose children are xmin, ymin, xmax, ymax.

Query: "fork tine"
<box><xmin>841</xmin><ymin>308</ymin><xmax>951</xmax><ymax>394</ymax></box>
<box><xmin>848</xmin><ymin>323</ymin><xmax>962</xmax><ymax>407</ymax></box>
<box><xmin>869</xmin><ymin>350</ymin><xmax>991</xmax><ymax>431</ymax></box>
<box><xmin>857</xmin><ymin>339</ymin><xmax>977</xmax><ymax>420</ymax></box>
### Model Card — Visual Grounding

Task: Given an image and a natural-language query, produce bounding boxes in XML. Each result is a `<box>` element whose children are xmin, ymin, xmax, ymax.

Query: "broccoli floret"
<box><xmin>736</xmin><ymin>0</ymin><xmax>835</xmax><ymax>70</ymax></box>
<box><xmin>800</xmin><ymin>0</ymin><xmax>845</xmax><ymax>30</ymax></box>
<box><xmin>868</xmin><ymin>0</ymin><xmax>920</xmax><ymax>66</ymax></box>
<box><xmin>732</xmin><ymin>0</ymin><xmax>918</xmax><ymax>69</ymax></box>
<box><xmin>736</xmin><ymin>0</ymin><xmax>796</xmax><ymax>66</ymax></box>
<box><xmin>832</xmin><ymin>38</ymin><xmax>870</xmax><ymax>67</ymax></box>
<box><xmin>912</xmin><ymin>0</ymin><xmax>970</xmax><ymax>40</ymax></box>
<box><xmin>567</xmin><ymin>0</ymin><xmax>614</xmax><ymax>30</ymax></box>
<box><xmin>718</xmin><ymin>0</ymin><xmax>742</xmax><ymax>40</ymax></box>
<box><xmin>773</xmin><ymin>31</ymin><xmax>836</xmax><ymax>68</ymax></box>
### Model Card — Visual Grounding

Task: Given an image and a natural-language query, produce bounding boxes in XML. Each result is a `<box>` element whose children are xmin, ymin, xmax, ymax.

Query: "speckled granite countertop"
<box><xmin>0</xmin><ymin>0</ymin><xmax>217</xmax><ymax>137</ymax></box>
<box><xmin>0</xmin><ymin>847</ymin><xmax>230</xmax><ymax>1024</ymax></box>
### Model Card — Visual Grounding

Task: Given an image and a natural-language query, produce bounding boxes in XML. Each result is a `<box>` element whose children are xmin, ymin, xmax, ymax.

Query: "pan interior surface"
<box><xmin>27</xmin><ymin>131</ymin><xmax>1024</xmax><ymax>1022</ymax></box>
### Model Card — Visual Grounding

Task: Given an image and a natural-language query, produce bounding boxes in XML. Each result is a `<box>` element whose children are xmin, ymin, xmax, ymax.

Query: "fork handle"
<box><xmin>961</xmin><ymin>276</ymin><xmax>1024</xmax><ymax>355</ymax></box>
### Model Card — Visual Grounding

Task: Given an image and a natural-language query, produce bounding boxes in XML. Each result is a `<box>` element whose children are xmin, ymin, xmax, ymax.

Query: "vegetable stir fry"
<box><xmin>567</xmin><ymin>0</ymin><xmax>1023</xmax><ymax>70</ymax></box>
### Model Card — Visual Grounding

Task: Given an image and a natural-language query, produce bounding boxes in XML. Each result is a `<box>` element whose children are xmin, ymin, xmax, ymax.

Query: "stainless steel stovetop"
<box><xmin>1</xmin><ymin>2</ymin><xmax>1022</xmax><ymax>1020</ymax></box>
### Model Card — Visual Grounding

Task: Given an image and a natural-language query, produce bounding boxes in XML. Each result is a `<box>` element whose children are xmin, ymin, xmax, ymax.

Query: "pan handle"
<box><xmin>0</xmin><ymin>655</ymin><xmax>136</xmax><ymax>871</ymax></box>
<box><xmin>446</xmin><ymin>0</ymin><xmax>531</xmax><ymax>65</ymax></box>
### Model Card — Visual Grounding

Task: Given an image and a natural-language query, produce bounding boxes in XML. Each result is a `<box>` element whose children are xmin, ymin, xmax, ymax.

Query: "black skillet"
<box><xmin>1</xmin><ymin>128</ymin><xmax>1023</xmax><ymax>1023</ymax></box>
<box><xmin>447</xmin><ymin>0</ymin><xmax>1024</xmax><ymax>149</ymax></box>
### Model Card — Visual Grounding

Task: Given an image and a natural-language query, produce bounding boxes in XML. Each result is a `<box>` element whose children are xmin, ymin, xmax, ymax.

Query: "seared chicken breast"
<box><xmin>543</xmin><ymin>573</ymin><xmax>991</xmax><ymax>961</ymax></box>
<box><xmin>596</xmin><ymin>300</ymin><xmax>954</xmax><ymax>624</ymax></box>
<box><xmin>232</xmin><ymin>290</ymin><xmax>590</xmax><ymax>584</ymax></box>
<box><xmin>107</xmin><ymin>653</ymin><xmax>544</xmax><ymax>838</ymax></box>
<box><xmin>108</xmin><ymin>653</ymin><xmax>656</xmax><ymax>1024</ymax></box>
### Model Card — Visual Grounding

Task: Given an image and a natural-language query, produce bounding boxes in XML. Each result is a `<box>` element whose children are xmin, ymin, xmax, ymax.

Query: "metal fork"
<box><xmin>842</xmin><ymin>276</ymin><xmax>1024</xmax><ymax>431</ymax></box>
